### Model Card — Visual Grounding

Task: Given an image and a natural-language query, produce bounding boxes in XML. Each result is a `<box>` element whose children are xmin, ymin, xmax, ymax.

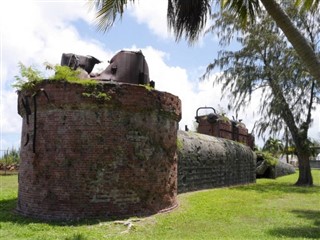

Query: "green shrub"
<box><xmin>13</xmin><ymin>62</ymin><xmax>117</xmax><ymax>106</ymax></box>
<box><xmin>12</xmin><ymin>62</ymin><xmax>97</xmax><ymax>91</ymax></box>
<box><xmin>255</xmin><ymin>150</ymin><xmax>278</xmax><ymax>166</ymax></box>
<box><xmin>13</xmin><ymin>62</ymin><xmax>44</xmax><ymax>91</ymax></box>
<box><xmin>0</xmin><ymin>148</ymin><xmax>20</xmax><ymax>165</ymax></box>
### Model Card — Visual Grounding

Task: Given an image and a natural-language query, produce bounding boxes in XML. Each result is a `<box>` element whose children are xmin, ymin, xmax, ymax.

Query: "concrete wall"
<box><xmin>177</xmin><ymin>131</ymin><xmax>256</xmax><ymax>193</ymax></box>
<box><xmin>310</xmin><ymin>160</ymin><xmax>320</xmax><ymax>169</ymax></box>
<box><xmin>17</xmin><ymin>80</ymin><xmax>181</xmax><ymax>221</ymax></box>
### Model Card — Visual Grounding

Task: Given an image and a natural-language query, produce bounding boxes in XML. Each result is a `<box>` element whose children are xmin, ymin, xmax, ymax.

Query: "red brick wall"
<box><xmin>16</xmin><ymin>80</ymin><xmax>181</xmax><ymax>221</ymax></box>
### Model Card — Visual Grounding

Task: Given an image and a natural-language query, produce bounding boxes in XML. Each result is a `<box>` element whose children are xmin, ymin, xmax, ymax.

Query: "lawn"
<box><xmin>0</xmin><ymin>170</ymin><xmax>319</xmax><ymax>240</ymax></box>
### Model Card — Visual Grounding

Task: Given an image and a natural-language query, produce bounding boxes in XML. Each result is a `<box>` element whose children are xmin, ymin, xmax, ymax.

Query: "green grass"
<box><xmin>1</xmin><ymin>171</ymin><xmax>319</xmax><ymax>240</ymax></box>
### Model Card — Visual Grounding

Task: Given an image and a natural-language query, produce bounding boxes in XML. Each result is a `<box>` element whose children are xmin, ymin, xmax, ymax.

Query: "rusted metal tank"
<box><xmin>195</xmin><ymin>107</ymin><xmax>255</xmax><ymax>149</ymax></box>
<box><xmin>195</xmin><ymin>107</ymin><xmax>233</xmax><ymax>140</ymax></box>
<box><xmin>231</xmin><ymin>119</ymin><xmax>248</xmax><ymax>144</ymax></box>
<box><xmin>93</xmin><ymin>50</ymin><xmax>150</xmax><ymax>85</ymax></box>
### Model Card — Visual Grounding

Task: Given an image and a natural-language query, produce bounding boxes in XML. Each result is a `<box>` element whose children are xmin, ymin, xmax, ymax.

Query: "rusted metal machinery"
<box><xmin>61</xmin><ymin>50</ymin><xmax>152</xmax><ymax>86</ymax></box>
<box><xmin>195</xmin><ymin>107</ymin><xmax>255</xmax><ymax>149</ymax></box>
<box><xmin>61</xmin><ymin>53</ymin><xmax>101</xmax><ymax>74</ymax></box>
<box><xmin>93</xmin><ymin>50</ymin><xmax>150</xmax><ymax>85</ymax></box>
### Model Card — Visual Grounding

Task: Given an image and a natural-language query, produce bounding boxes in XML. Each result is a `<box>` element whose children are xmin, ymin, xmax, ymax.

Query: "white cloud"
<box><xmin>0</xmin><ymin>0</ymin><xmax>112</xmax><ymax>149</ymax></box>
<box><xmin>128</xmin><ymin>0</ymin><xmax>171</xmax><ymax>39</ymax></box>
<box><xmin>1</xmin><ymin>1</ymin><xmax>104</xmax><ymax>78</ymax></box>
<box><xmin>310</xmin><ymin>108</ymin><xmax>320</xmax><ymax>141</ymax></box>
<box><xmin>0</xmin><ymin>91</ymin><xmax>21</xmax><ymax>134</ymax></box>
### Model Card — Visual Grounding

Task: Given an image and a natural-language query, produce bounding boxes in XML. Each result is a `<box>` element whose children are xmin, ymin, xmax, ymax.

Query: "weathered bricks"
<box><xmin>17</xmin><ymin>80</ymin><xmax>181</xmax><ymax>221</ymax></box>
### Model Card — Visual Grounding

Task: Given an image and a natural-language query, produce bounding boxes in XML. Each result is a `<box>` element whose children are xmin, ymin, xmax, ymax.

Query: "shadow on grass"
<box><xmin>230</xmin><ymin>169</ymin><xmax>320</xmax><ymax>194</ymax></box>
<box><xmin>0</xmin><ymin>198</ymin><xmax>94</xmax><ymax>240</ymax></box>
<box><xmin>233</xmin><ymin>178</ymin><xmax>320</xmax><ymax>195</ymax></box>
<box><xmin>0</xmin><ymin>198</ymin><xmax>123</xmax><ymax>227</ymax></box>
<box><xmin>268</xmin><ymin>210</ymin><xmax>320</xmax><ymax>239</ymax></box>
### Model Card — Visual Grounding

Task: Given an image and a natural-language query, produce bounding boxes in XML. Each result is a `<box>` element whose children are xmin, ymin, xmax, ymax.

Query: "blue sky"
<box><xmin>1</xmin><ymin>0</ymin><xmax>320</xmax><ymax>151</ymax></box>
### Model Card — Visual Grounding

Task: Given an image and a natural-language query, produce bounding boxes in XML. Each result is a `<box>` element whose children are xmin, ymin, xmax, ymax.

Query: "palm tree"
<box><xmin>89</xmin><ymin>0</ymin><xmax>320</xmax><ymax>86</ymax></box>
<box><xmin>263</xmin><ymin>138</ymin><xmax>284</xmax><ymax>157</ymax></box>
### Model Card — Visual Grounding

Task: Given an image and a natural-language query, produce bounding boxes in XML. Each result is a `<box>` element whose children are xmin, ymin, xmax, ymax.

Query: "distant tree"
<box><xmin>203</xmin><ymin>2</ymin><xmax>319</xmax><ymax>186</ymax></box>
<box><xmin>0</xmin><ymin>147</ymin><xmax>20</xmax><ymax>165</ymax></box>
<box><xmin>263</xmin><ymin>138</ymin><xmax>284</xmax><ymax>157</ymax></box>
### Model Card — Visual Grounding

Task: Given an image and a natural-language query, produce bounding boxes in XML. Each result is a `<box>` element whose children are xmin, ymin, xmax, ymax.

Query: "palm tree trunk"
<box><xmin>260</xmin><ymin>0</ymin><xmax>320</xmax><ymax>85</ymax></box>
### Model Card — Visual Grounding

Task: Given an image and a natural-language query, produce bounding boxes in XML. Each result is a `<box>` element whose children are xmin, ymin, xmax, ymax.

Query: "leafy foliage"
<box><xmin>263</xmin><ymin>138</ymin><xmax>284</xmax><ymax>157</ymax></box>
<box><xmin>46</xmin><ymin>63</ymin><xmax>79</xmax><ymax>82</ymax></box>
<box><xmin>167</xmin><ymin>0</ymin><xmax>211</xmax><ymax>43</ymax></box>
<box><xmin>256</xmin><ymin>150</ymin><xmax>279</xmax><ymax>166</ymax></box>
<box><xmin>13</xmin><ymin>62</ymin><xmax>97</xmax><ymax>91</ymax></box>
<box><xmin>220</xmin><ymin>0</ymin><xmax>261</xmax><ymax>27</ymax></box>
<box><xmin>82</xmin><ymin>91</ymin><xmax>112</xmax><ymax>101</ymax></box>
<box><xmin>13</xmin><ymin>62</ymin><xmax>44</xmax><ymax>91</ymax></box>
<box><xmin>295</xmin><ymin>0</ymin><xmax>320</xmax><ymax>11</ymax></box>
<box><xmin>13</xmin><ymin>62</ymin><xmax>116</xmax><ymax>104</ymax></box>
<box><xmin>0</xmin><ymin>148</ymin><xmax>20</xmax><ymax>165</ymax></box>
<box><xmin>88</xmin><ymin>0</ymin><xmax>136</xmax><ymax>33</ymax></box>
<box><xmin>141</xmin><ymin>83</ymin><xmax>154</xmax><ymax>91</ymax></box>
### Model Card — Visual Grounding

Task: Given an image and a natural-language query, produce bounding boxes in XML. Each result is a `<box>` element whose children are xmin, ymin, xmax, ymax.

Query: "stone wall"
<box><xmin>274</xmin><ymin>161</ymin><xmax>296</xmax><ymax>178</ymax></box>
<box><xmin>16</xmin><ymin>80</ymin><xmax>181</xmax><ymax>221</ymax></box>
<box><xmin>177</xmin><ymin>131</ymin><xmax>256</xmax><ymax>193</ymax></box>
<box><xmin>257</xmin><ymin>160</ymin><xmax>296</xmax><ymax>179</ymax></box>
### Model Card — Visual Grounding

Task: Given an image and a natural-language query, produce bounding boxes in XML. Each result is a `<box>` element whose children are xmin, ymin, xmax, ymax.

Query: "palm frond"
<box><xmin>221</xmin><ymin>0</ymin><xmax>261</xmax><ymax>27</ymax></box>
<box><xmin>167</xmin><ymin>0</ymin><xmax>211</xmax><ymax>43</ymax></box>
<box><xmin>88</xmin><ymin>0</ymin><xmax>135</xmax><ymax>32</ymax></box>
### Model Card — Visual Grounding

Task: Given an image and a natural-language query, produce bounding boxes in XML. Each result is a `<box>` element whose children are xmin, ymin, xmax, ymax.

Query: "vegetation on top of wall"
<box><xmin>13</xmin><ymin>62</ymin><xmax>97</xmax><ymax>91</ymax></box>
<box><xmin>13</xmin><ymin>62</ymin><xmax>114</xmax><ymax>102</ymax></box>
<box><xmin>217</xmin><ymin>113</ymin><xmax>230</xmax><ymax>123</ymax></box>
<box><xmin>46</xmin><ymin>62</ymin><xmax>97</xmax><ymax>86</ymax></box>
<box><xmin>140</xmin><ymin>83</ymin><xmax>154</xmax><ymax>91</ymax></box>
<box><xmin>82</xmin><ymin>91</ymin><xmax>112</xmax><ymax>102</ymax></box>
<box><xmin>13</xmin><ymin>62</ymin><xmax>44</xmax><ymax>91</ymax></box>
